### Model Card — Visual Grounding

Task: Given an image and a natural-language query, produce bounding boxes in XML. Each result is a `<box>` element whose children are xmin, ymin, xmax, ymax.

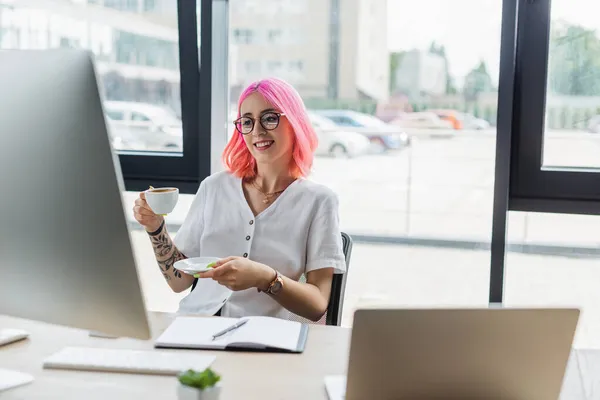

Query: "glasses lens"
<box><xmin>260</xmin><ymin>113</ymin><xmax>280</xmax><ymax>130</ymax></box>
<box><xmin>236</xmin><ymin>117</ymin><xmax>253</xmax><ymax>134</ymax></box>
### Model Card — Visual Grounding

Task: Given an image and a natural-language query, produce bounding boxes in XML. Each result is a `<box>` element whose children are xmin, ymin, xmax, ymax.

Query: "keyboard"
<box><xmin>43</xmin><ymin>346</ymin><xmax>216</xmax><ymax>376</ymax></box>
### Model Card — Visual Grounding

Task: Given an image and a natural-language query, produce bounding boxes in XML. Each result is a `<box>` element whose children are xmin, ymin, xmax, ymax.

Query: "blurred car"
<box><xmin>588</xmin><ymin>115</ymin><xmax>600</xmax><ymax>133</ymax></box>
<box><xmin>428</xmin><ymin>109</ymin><xmax>464</xmax><ymax>130</ymax></box>
<box><xmin>461</xmin><ymin>113</ymin><xmax>490</xmax><ymax>130</ymax></box>
<box><xmin>390</xmin><ymin>112</ymin><xmax>454</xmax><ymax>130</ymax></box>
<box><xmin>104</xmin><ymin>101</ymin><xmax>183</xmax><ymax>151</ymax></box>
<box><xmin>313</xmin><ymin>109</ymin><xmax>410</xmax><ymax>151</ymax></box>
<box><xmin>308</xmin><ymin>112</ymin><xmax>371</xmax><ymax>157</ymax></box>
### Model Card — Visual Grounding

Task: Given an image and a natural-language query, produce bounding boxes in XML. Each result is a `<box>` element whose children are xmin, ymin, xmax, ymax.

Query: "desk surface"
<box><xmin>0</xmin><ymin>312</ymin><xmax>350</xmax><ymax>399</ymax></box>
<box><xmin>0</xmin><ymin>312</ymin><xmax>597</xmax><ymax>400</ymax></box>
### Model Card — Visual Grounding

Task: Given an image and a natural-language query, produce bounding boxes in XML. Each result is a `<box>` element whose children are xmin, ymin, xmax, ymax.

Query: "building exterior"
<box><xmin>392</xmin><ymin>49</ymin><xmax>447</xmax><ymax>100</ymax></box>
<box><xmin>0</xmin><ymin>0</ymin><xmax>181</xmax><ymax>113</ymax></box>
<box><xmin>1</xmin><ymin>0</ymin><xmax>388</xmax><ymax>110</ymax></box>
<box><xmin>229</xmin><ymin>0</ymin><xmax>389</xmax><ymax>102</ymax></box>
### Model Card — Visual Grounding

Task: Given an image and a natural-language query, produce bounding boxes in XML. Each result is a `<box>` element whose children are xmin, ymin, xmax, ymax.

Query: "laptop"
<box><xmin>342</xmin><ymin>307</ymin><xmax>579</xmax><ymax>400</ymax></box>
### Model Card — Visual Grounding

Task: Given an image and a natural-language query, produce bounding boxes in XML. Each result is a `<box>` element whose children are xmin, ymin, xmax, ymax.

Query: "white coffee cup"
<box><xmin>144</xmin><ymin>187</ymin><xmax>179</xmax><ymax>216</ymax></box>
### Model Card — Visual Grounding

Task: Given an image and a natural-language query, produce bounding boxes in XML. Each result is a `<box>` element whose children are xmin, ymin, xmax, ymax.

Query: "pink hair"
<box><xmin>222</xmin><ymin>77</ymin><xmax>318</xmax><ymax>179</ymax></box>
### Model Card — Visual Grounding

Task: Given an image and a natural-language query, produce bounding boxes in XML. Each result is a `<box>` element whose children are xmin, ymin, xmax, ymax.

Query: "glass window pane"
<box><xmin>0</xmin><ymin>1</ymin><xmax>182</xmax><ymax>153</ymax></box>
<box><xmin>228</xmin><ymin>0</ymin><xmax>501</xmax><ymax>321</ymax></box>
<box><xmin>543</xmin><ymin>0</ymin><xmax>600</xmax><ymax>168</ymax></box>
<box><xmin>505</xmin><ymin>212</ymin><xmax>600</xmax><ymax>347</ymax></box>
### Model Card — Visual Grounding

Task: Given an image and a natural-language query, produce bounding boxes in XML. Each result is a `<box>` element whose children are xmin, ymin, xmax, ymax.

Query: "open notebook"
<box><xmin>155</xmin><ymin>316</ymin><xmax>308</xmax><ymax>353</ymax></box>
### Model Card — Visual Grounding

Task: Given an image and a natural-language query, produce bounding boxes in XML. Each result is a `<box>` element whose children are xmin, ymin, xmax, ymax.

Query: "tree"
<box><xmin>548</xmin><ymin>23</ymin><xmax>600</xmax><ymax>96</ymax></box>
<box><xmin>389</xmin><ymin>51</ymin><xmax>406</xmax><ymax>93</ymax></box>
<box><xmin>463</xmin><ymin>61</ymin><xmax>493</xmax><ymax>102</ymax></box>
<box><xmin>429</xmin><ymin>42</ymin><xmax>457</xmax><ymax>94</ymax></box>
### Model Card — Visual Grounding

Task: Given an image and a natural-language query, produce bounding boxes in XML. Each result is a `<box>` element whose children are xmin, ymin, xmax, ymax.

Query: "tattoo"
<box><xmin>160</xmin><ymin>247</ymin><xmax>184</xmax><ymax>272</ymax></box>
<box><xmin>147</xmin><ymin>220</ymin><xmax>165</xmax><ymax>236</ymax></box>
<box><xmin>148</xmin><ymin>226</ymin><xmax>187</xmax><ymax>280</ymax></box>
<box><xmin>150</xmin><ymin>231</ymin><xmax>173</xmax><ymax>257</ymax></box>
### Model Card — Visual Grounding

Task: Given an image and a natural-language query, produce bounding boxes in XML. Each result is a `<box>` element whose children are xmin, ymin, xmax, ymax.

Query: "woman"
<box><xmin>133</xmin><ymin>77</ymin><xmax>346</xmax><ymax>322</ymax></box>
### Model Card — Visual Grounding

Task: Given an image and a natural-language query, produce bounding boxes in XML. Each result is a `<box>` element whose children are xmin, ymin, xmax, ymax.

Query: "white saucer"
<box><xmin>175</xmin><ymin>257</ymin><xmax>220</xmax><ymax>275</ymax></box>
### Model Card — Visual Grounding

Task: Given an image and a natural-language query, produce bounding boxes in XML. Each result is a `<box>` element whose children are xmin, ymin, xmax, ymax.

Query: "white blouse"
<box><xmin>173</xmin><ymin>171</ymin><xmax>346</xmax><ymax>319</ymax></box>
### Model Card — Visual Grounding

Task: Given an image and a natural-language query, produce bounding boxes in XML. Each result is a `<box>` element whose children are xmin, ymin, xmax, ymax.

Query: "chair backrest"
<box><xmin>189</xmin><ymin>232</ymin><xmax>354</xmax><ymax>326</ymax></box>
<box><xmin>326</xmin><ymin>231</ymin><xmax>353</xmax><ymax>326</ymax></box>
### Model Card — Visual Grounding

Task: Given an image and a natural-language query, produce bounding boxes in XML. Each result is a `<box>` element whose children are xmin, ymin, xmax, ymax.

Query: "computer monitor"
<box><xmin>0</xmin><ymin>49</ymin><xmax>151</xmax><ymax>340</ymax></box>
<box><xmin>346</xmin><ymin>307</ymin><xmax>579</xmax><ymax>400</ymax></box>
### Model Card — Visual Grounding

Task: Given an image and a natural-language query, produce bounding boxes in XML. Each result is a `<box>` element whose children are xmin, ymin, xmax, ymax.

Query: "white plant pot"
<box><xmin>177</xmin><ymin>383</ymin><xmax>221</xmax><ymax>400</ymax></box>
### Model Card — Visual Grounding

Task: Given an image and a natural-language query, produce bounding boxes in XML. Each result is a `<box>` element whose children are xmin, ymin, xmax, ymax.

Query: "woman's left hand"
<box><xmin>196</xmin><ymin>256</ymin><xmax>276</xmax><ymax>291</ymax></box>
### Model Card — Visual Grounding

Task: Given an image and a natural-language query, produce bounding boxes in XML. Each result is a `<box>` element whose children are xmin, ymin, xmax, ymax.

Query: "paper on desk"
<box><xmin>0</xmin><ymin>369</ymin><xmax>34</xmax><ymax>392</ymax></box>
<box><xmin>325</xmin><ymin>375</ymin><xmax>346</xmax><ymax>400</ymax></box>
<box><xmin>177</xmin><ymin>277</ymin><xmax>233</xmax><ymax>315</ymax></box>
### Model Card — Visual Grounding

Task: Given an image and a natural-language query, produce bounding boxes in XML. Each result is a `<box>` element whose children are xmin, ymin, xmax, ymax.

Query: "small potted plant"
<box><xmin>177</xmin><ymin>368</ymin><xmax>222</xmax><ymax>400</ymax></box>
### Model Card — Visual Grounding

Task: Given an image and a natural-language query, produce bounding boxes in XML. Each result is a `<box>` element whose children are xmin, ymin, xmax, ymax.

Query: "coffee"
<box><xmin>150</xmin><ymin>188</ymin><xmax>176</xmax><ymax>193</ymax></box>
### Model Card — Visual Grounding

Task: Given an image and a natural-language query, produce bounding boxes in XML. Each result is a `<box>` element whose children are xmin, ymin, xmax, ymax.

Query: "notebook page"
<box><xmin>227</xmin><ymin>316</ymin><xmax>302</xmax><ymax>351</ymax></box>
<box><xmin>155</xmin><ymin>316</ymin><xmax>238</xmax><ymax>348</ymax></box>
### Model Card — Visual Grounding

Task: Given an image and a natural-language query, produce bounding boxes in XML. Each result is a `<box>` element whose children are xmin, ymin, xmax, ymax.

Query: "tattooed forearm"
<box><xmin>150</xmin><ymin>231</ymin><xmax>174</xmax><ymax>257</ymax></box>
<box><xmin>159</xmin><ymin>247</ymin><xmax>185</xmax><ymax>278</ymax></box>
<box><xmin>147</xmin><ymin>224</ymin><xmax>188</xmax><ymax>287</ymax></box>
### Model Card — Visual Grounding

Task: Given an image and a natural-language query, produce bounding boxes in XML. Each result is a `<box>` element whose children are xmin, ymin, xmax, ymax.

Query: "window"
<box><xmin>244</xmin><ymin>60</ymin><xmax>261</xmax><ymax>74</ymax></box>
<box><xmin>289</xmin><ymin>60</ymin><xmax>303</xmax><ymax>72</ymax></box>
<box><xmin>234</xmin><ymin>0</ymin><xmax>308</xmax><ymax>15</ymax></box>
<box><xmin>226</xmin><ymin>0</ymin><xmax>500</xmax><ymax>327</ymax></box>
<box><xmin>113</xmin><ymin>0</ymin><xmax>600</xmax><ymax>348</ymax></box>
<box><xmin>233</xmin><ymin>28</ymin><xmax>254</xmax><ymax>44</ymax></box>
<box><xmin>106</xmin><ymin>110</ymin><xmax>125</xmax><ymax>121</ymax></box>
<box><xmin>278</xmin><ymin>0</ymin><xmax>308</xmax><ymax>14</ymax></box>
<box><xmin>267</xmin><ymin>29</ymin><xmax>282</xmax><ymax>43</ymax></box>
<box><xmin>131</xmin><ymin>112</ymin><xmax>152</xmax><ymax>122</ymax></box>
<box><xmin>504</xmin><ymin>212</ymin><xmax>600</xmax><ymax>347</ymax></box>
<box><xmin>510</xmin><ymin>0</ymin><xmax>600</xmax><ymax>213</ymax></box>
<box><xmin>327</xmin><ymin>116</ymin><xmax>360</xmax><ymax>127</ymax></box>
<box><xmin>266</xmin><ymin>60</ymin><xmax>283</xmax><ymax>72</ymax></box>
<box><xmin>0</xmin><ymin>1</ymin><xmax>213</xmax><ymax>192</ymax></box>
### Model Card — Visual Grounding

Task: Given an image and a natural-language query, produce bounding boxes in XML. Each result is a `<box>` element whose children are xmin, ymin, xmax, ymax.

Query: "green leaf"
<box><xmin>178</xmin><ymin>368</ymin><xmax>221</xmax><ymax>390</ymax></box>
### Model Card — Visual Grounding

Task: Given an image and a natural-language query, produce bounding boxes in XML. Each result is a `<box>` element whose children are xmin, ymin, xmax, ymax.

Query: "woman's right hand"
<box><xmin>133</xmin><ymin>192</ymin><xmax>164</xmax><ymax>233</ymax></box>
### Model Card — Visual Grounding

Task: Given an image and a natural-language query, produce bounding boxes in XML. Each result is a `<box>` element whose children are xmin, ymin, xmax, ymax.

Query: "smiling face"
<box><xmin>237</xmin><ymin>92</ymin><xmax>294</xmax><ymax>168</ymax></box>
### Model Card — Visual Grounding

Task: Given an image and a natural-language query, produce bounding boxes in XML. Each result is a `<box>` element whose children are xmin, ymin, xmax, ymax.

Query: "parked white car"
<box><xmin>104</xmin><ymin>101</ymin><xmax>183</xmax><ymax>152</ymax></box>
<box><xmin>309</xmin><ymin>112</ymin><xmax>371</xmax><ymax>158</ymax></box>
<box><xmin>314</xmin><ymin>109</ymin><xmax>410</xmax><ymax>151</ymax></box>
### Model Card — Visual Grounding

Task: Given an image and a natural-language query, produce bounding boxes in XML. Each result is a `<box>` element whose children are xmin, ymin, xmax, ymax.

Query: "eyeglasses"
<box><xmin>234</xmin><ymin>112</ymin><xmax>285</xmax><ymax>135</ymax></box>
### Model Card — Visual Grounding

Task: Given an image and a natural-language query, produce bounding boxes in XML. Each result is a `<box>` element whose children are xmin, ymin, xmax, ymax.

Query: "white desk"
<box><xmin>1</xmin><ymin>312</ymin><xmax>598</xmax><ymax>399</ymax></box>
<box><xmin>0</xmin><ymin>312</ymin><xmax>350</xmax><ymax>399</ymax></box>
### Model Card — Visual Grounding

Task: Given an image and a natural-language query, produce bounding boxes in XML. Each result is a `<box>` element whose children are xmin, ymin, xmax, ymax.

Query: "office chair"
<box><xmin>189</xmin><ymin>232</ymin><xmax>353</xmax><ymax>326</ymax></box>
<box><xmin>324</xmin><ymin>231</ymin><xmax>353</xmax><ymax>326</ymax></box>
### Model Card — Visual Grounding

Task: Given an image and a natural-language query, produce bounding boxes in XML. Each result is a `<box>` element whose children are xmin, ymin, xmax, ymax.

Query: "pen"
<box><xmin>211</xmin><ymin>319</ymin><xmax>248</xmax><ymax>341</ymax></box>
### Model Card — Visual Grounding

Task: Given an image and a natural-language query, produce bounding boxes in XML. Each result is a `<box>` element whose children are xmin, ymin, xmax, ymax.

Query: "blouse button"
<box><xmin>243</xmin><ymin>253</ymin><xmax>248</xmax><ymax>258</ymax></box>
<box><xmin>249</xmin><ymin>220</ymin><xmax>254</xmax><ymax>225</ymax></box>
<box><xmin>246</xmin><ymin>235</ymin><xmax>251</xmax><ymax>241</ymax></box>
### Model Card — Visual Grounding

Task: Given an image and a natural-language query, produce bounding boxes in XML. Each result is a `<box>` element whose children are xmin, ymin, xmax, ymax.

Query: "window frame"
<box><xmin>119</xmin><ymin>0</ymin><xmax>217</xmax><ymax>195</ymax></box>
<box><xmin>509</xmin><ymin>0</ymin><xmax>600</xmax><ymax>214</ymax></box>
